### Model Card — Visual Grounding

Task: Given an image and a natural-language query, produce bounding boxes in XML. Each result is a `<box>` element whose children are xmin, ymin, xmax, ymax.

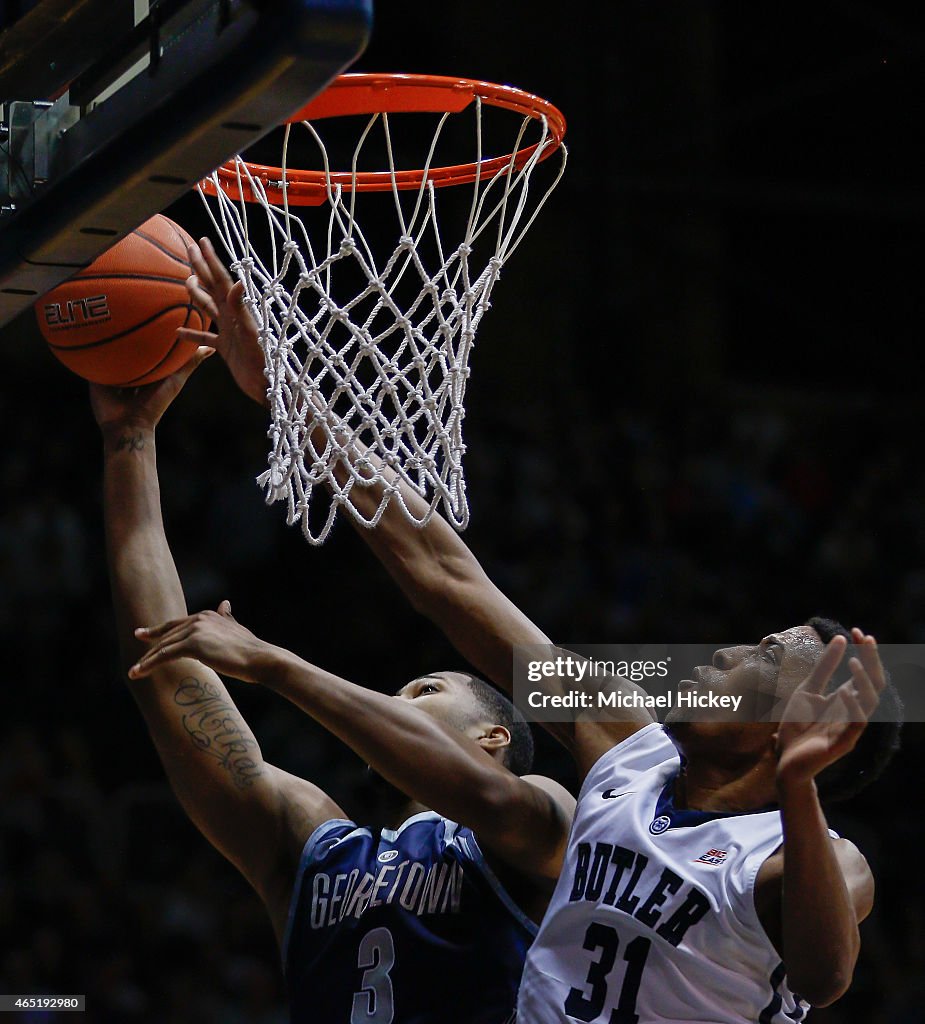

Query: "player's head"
<box><xmin>396</xmin><ymin>671</ymin><xmax>534</xmax><ymax>776</ymax></box>
<box><xmin>665</xmin><ymin>617</ymin><xmax>902</xmax><ymax>801</ymax></box>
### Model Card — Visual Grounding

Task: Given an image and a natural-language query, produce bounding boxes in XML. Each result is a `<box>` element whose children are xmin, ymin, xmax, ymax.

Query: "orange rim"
<box><xmin>199</xmin><ymin>73</ymin><xmax>567</xmax><ymax>207</ymax></box>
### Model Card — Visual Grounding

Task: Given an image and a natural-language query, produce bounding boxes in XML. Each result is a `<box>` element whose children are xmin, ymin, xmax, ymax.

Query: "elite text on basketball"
<box><xmin>44</xmin><ymin>295</ymin><xmax>111</xmax><ymax>329</ymax></box>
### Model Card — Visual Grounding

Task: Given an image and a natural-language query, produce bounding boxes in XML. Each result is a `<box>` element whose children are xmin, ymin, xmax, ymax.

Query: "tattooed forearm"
<box><xmin>114</xmin><ymin>432</ymin><xmax>146</xmax><ymax>452</ymax></box>
<box><xmin>174</xmin><ymin>675</ymin><xmax>263</xmax><ymax>789</ymax></box>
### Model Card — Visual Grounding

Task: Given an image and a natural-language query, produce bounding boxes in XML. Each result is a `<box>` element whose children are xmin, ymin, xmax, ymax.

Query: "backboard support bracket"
<box><xmin>0</xmin><ymin>0</ymin><xmax>372</xmax><ymax>326</ymax></box>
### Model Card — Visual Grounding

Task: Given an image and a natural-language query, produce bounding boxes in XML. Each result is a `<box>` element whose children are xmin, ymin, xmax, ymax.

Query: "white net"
<box><xmin>198</xmin><ymin>87</ymin><xmax>567</xmax><ymax>544</ymax></box>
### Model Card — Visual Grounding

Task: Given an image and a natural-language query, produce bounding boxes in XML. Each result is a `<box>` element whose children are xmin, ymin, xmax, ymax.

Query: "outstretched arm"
<box><xmin>179</xmin><ymin>238</ymin><xmax>551</xmax><ymax>682</ymax></box>
<box><xmin>129</xmin><ymin>603</ymin><xmax>576</xmax><ymax>896</ymax></box>
<box><xmin>756</xmin><ymin>630</ymin><xmax>884</xmax><ymax>1006</ymax></box>
<box><xmin>183</xmin><ymin>239</ymin><xmax>655</xmax><ymax>772</ymax></box>
<box><xmin>94</xmin><ymin>358</ymin><xmax>344</xmax><ymax>944</ymax></box>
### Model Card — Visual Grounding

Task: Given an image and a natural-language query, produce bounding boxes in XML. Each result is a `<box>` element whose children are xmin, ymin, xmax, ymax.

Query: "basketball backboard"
<box><xmin>0</xmin><ymin>0</ymin><xmax>372</xmax><ymax>327</ymax></box>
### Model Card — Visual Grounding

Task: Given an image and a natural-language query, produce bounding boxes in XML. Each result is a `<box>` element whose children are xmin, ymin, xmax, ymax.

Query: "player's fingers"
<box><xmin>189</xmin><ymin>246</ymin><xmax>232</xmax><ymax>304</ymax></box>
<box><xmin>187</xmin><ymin>245</ymin><xmax>216</xmax><ymax>290</ymax></box>
<box><xmin>133</xmin><ymin>621</ymin><xmax>198</xmax><ymax>663</ymax></box>
<box><xmin>200</xmin><ymin>236</ymin><xmax>235</xmax><ymax>292</ymax></box>
<box><xmin>135</xmin><ymin>613</ymin><xmax>207</xmax><ymax>645</ymax></box>
<box><xmin>835</xmin><ymin>684</ymin><xmax>869</xmax><ymax>729</ymax></box>
<box><xmin>853</xmin><ymin>631</ymin><xmax>886</xmax><ymax>694</ymax></box>
<box><xmin>134</xmin><ymin>625</ymin><xmax>194</xmax><ymax>658</ymax></box>
<box><xmin>135</xmin><ymin>616</ymin><xmax>191</xmax><ymax>640</ymax></box>
<box><xmin>128</xmin><ymin>636</ymin><xmax>192</xmax><ymax>678</ymax></box>
<box><xmin>846</xmin><ymin>658</ymin><xmax>879</xmax><ymax>717</ymax></box>
<box><xmin>176</xmin><ymin>328</ymin><xmax>220</xmax><ymax>348</ymax></box>
<box><xmin>229</xmin><ymin>280</ymin><xmax>247</xmax><ymax>310</ymax></box>
<box><xmin>798</xmin><ymin>634</ymin><xmax>848</xmax><ymax>695</ymax></box>
<box><xmin>185</xmin><ymin>275</ymin><xmax>221</xmax><ymax>320</ymax></box>
<box><xmin>218</xmin><ymin>599</ymin><xmax>235</xmax><ymax>620</ymax></box>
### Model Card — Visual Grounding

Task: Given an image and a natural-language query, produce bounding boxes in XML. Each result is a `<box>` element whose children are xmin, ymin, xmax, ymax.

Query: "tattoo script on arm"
<box><xmin>174</xmin><ymin>675</ymin><xmax>263</xmax><ymax>789</ymax></box>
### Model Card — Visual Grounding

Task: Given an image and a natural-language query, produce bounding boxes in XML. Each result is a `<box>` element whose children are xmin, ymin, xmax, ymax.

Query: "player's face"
<box><xmin>364</xmin><ymin>673</ymin><xmax>494</xmax><ymax>803</ymax></box>
<box><xmin>395</xmin><ymin>671</ymin><xmax>489</xmax><ymax>739</ymax></box>
<box><xmin>665</xmin><ymin>625</ymin><xmax>825</xmax><ymax>744</ymax></box>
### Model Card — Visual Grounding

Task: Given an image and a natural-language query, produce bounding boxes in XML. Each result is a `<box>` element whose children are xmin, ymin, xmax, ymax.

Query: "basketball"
<box><xmin>34</xmin><ymin>214</ymin><xmax>210</xmax><ymax>387</ymax></box>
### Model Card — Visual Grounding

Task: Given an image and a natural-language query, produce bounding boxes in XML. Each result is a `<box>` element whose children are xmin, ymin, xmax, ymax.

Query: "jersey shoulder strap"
<box><xmin>579</xmin><ymin>723</ymin><xmax>679</xmax><ymax>802</ymax></box>
<box><xmin>456</xmin><ymin>828</ymin><xmax>538</xmax><ymax>937</ymax></box>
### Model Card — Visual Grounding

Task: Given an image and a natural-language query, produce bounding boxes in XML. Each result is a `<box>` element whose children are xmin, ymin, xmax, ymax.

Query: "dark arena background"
<box><xmin>1</xmin><ymin>2</ymin><xmax>924</xmax><ymax>1021</ymax></box>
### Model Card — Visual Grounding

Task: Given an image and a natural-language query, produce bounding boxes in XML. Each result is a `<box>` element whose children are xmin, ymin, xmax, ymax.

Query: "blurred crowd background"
<box><xmin>2</xmin><ymin>1</ymin><xmax>924</xmax><ymax>1021</ymax></box>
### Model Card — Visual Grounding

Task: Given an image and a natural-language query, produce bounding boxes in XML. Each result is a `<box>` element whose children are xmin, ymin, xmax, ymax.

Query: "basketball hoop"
<box><xmin>198</xmin><ymin>73</ymin><xmax>567</xmax><ymax>544</ymax></box>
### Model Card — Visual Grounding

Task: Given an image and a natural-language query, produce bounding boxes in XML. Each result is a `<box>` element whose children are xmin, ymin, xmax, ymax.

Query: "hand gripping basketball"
<box><xmin>88</xmin><ymin>346</ymin><xmax>214</xmax><ymax>434</ymax></box>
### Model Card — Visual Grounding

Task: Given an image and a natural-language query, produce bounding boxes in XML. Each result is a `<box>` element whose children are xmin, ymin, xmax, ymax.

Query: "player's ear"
<box><xmin>478</xmin><ymin>725</ymin><xmax>512</xmax><ymax>759</ymax></box>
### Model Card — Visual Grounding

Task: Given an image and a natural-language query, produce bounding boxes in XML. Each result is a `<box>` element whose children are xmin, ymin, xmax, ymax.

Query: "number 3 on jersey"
<box><xmin>351</xmin><ymin>926</ymin><xmax>396</xmax><ymax>1024</ymax></box>
<box><xmin>564</xmin><ymin>922</ymin><xmax>651</xmax><ymax>1023</ymax></box>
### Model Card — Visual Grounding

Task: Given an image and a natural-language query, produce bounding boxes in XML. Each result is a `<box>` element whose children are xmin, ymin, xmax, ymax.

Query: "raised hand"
<box><xmin>775</xmin><ymin>628</ymin><xmax>886</xmax><ymax>789</ymax></box>
<box><xmin>129</xmin><ymin>600</ymin><xmax>271</xmax><ymax>683</ymax></box>
<box><xmin>89</xmin><ymin>345</ymin><xmax>214</xmax><ymax>434</ymax></box>
<box><xmin>179</xmin><ymin>236</ymin><xmax>268</xmax><ymax>407</ymax></box>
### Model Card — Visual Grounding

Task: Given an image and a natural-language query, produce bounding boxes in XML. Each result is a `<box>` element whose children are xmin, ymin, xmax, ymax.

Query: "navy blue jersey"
<box><xmin>283</xmin><ymin>810</ymin><xmax>536</xmax><ymax>1023</ymax></box>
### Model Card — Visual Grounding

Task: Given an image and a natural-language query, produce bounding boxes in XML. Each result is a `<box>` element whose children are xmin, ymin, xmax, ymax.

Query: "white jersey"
<box><xmin>518</xmin><ymin>724</ymin><xmax>813</xmax><ymax>1023</ymax></box>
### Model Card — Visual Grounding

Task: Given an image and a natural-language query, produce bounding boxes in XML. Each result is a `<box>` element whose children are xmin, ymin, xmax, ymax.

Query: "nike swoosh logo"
<box><xmin>602</xmin><ymin>789</ymin><xmax>629</xmax><ymax>800</ymax></box>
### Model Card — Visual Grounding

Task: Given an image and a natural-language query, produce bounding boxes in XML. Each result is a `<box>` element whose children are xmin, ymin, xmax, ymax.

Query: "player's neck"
<box><xmin>366</xmin><ymin>780</ymin><xmax>429</xmax><ymax>829</ymax></box>
<box><xmin>362</xmin><ymin>770</ymin><xmax>430</xmax><ymax>828</ymax></box>
<box><xmin>381</xmin><ymin>798</ymin><xmax>430</xmax><ymax>831</ymax></box>
<box><xmin>675</xmin><ymin>755</ymin><xmax>778</xmax><ymax>813</ymax></box>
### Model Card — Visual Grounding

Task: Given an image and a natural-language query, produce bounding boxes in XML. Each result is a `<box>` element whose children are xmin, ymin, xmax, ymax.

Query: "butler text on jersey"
<box><xmin>568</xmin><ymin>841</ymin><xmax>711</xmax><ymax>946</ymax></box>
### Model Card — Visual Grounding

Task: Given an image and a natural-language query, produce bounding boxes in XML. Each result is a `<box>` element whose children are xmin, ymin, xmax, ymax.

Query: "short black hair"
<box><xmin>460</xmin><ymin>673</ymin><xmax>535</xmax><ymax>777</ymax></box>
<box><xmin>804</xmin><ymin>616</ymin><xmax>903</xmax><ymax>804</ymax></box>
